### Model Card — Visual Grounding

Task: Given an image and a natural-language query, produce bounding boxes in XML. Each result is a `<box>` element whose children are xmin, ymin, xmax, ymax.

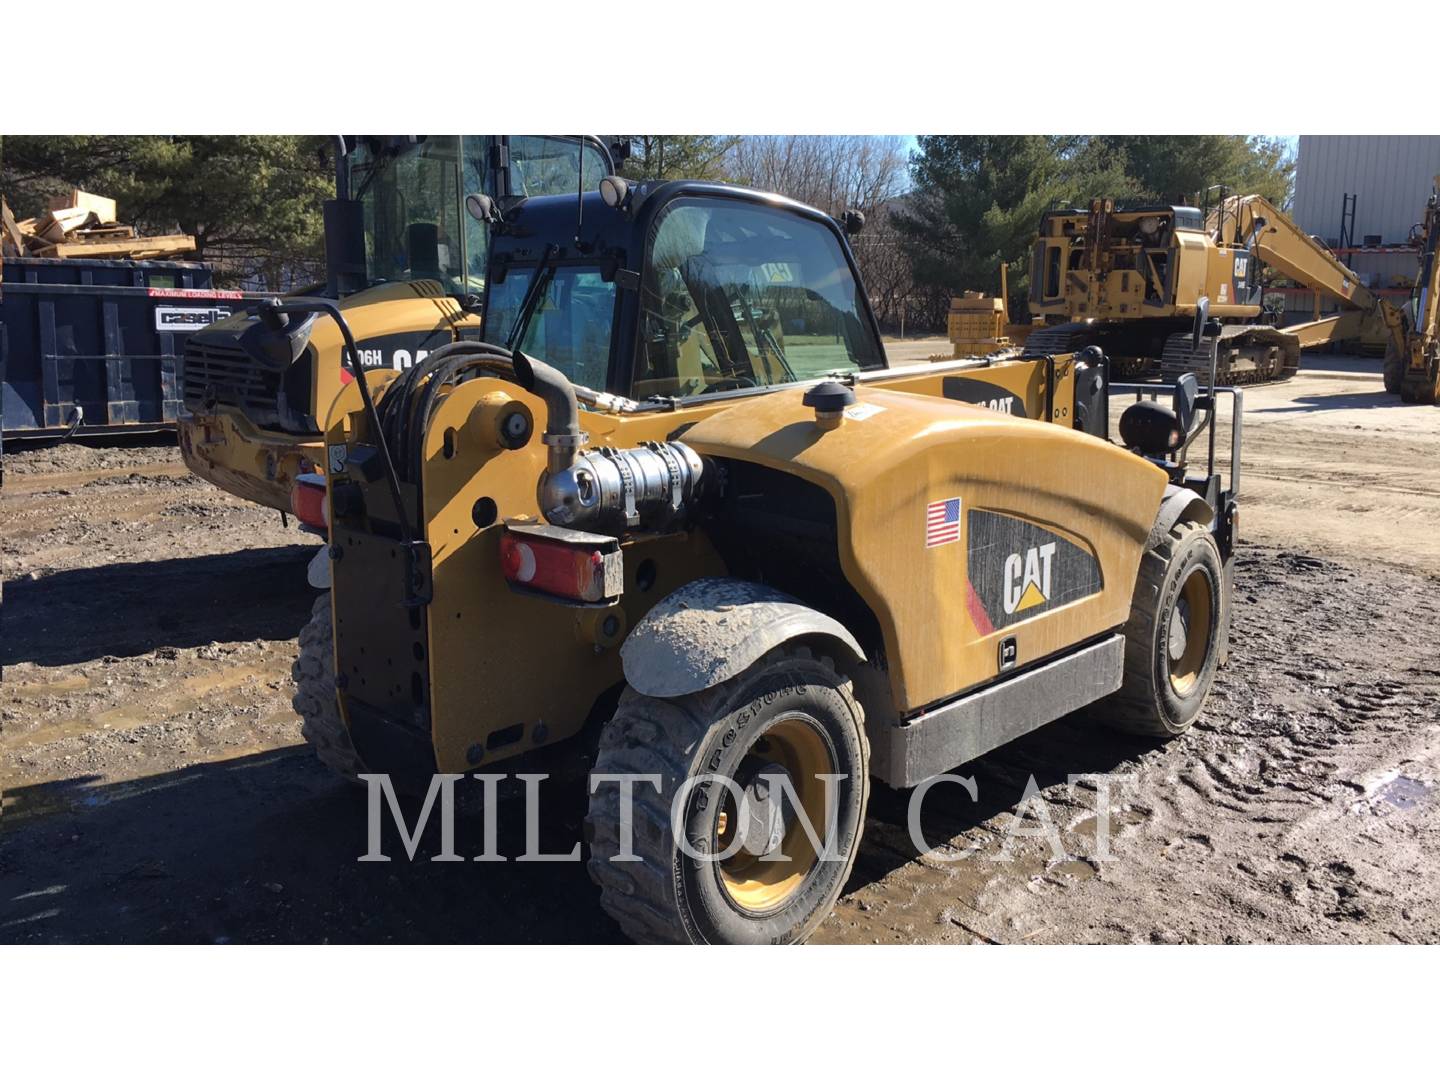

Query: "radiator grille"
<box><xmin>181</xmin><ymin>338</ymin><xmax>282</xmax><ymax>425</ymax></box>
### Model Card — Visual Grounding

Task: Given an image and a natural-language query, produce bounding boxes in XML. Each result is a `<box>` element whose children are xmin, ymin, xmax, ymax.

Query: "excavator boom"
<box><xmin>1217</xmin><ymin>194</ymin><xmax>1406</xmax><ymax>359</ymax></box>
<box><xmin>1219</xmin><ymin>195</ymin><xmax>1373</xmax><ymax>312</ymax></box>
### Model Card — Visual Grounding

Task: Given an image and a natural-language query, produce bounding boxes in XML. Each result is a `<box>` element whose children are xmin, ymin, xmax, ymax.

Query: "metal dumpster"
<box><xmin>1</xmin><ymin>256</ymin><xmax>266</xmax><ymax>439</ymax></box>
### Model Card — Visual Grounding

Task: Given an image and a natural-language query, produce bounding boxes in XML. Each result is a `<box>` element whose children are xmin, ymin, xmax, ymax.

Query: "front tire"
<box><xmin>291</xmin><ymin>594</ymin><xmax>365</xmax><ymax>783</ymax></box>
<box><xmin>586</xmin><ymin>645</ymin><xmax>869</xmax><ymax>944</ymax></box>
<box><xmin>1100</xmin><ymin>519</ymin><xmax>1226</xmax><ymax>738</ymax></box>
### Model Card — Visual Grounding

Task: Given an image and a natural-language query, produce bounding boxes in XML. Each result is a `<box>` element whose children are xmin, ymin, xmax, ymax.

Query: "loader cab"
<box><xmin>479</xmin><ymin>181</ymin><xmax>887</xmax><ymax>401</ymax></box>
<box><xmin>182</xmin><ymin>135</ymin><xmax>616</xmax><ymax>438</ymax></box>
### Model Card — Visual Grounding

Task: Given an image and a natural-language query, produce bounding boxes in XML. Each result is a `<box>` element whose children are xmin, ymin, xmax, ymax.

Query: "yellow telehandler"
<box><xmin>265</xmin><ymin>176</ymin><xmax>1241</xmax><ymax>944</ymax></box>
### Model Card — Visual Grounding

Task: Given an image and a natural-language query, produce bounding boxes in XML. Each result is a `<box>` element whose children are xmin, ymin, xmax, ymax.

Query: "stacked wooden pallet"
<box><xmin>0</xmin><ymin>188</ymin><xmax>196</xmax><ymax>261</ymax></box>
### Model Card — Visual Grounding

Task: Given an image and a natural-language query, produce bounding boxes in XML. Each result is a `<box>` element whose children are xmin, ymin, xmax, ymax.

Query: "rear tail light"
<box><xmin>500</xmin><ymin>524</ymin><xmax>623</xmax><ymax>605</ymax></box>
<box><xmin>291</xmin><ymin>473</ymin><xmax>329</xmax><ymax>530</ymax></box>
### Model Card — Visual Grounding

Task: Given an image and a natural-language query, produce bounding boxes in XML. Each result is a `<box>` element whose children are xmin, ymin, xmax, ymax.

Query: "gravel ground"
<box><xmin>2</xmin><ymin>359</ymin><xmax>1436</xmax><ymax>944</ymax></box>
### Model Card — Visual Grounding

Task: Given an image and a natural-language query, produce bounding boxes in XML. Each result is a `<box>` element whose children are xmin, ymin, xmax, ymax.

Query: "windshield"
<box><xmin>633</xmin><ymin>199</ymin><xmax>881</xmax><ymax>398</ymax></box>
<box><xmin>484</xmin><ymin>265</ymin><xmax>616</xmax><ymax>391</ymax></box>
<box><xmin>507</xmin><ymin>136</ymin><xmax>610</xmax><ymax>198</ymax></box>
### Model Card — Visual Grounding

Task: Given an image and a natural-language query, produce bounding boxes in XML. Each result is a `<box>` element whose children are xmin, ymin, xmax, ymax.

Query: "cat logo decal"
<box><xmin>1003</xmin><ymin>542</ymin><xmax>1056</xmax><ymax>614</ymax></box>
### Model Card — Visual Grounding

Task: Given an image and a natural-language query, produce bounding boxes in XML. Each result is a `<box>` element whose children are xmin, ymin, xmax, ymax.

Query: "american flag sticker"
<box><xmin>925</xmin><ymin>497</ymin><xmax>962</xmax><ymax>548</ymax></box>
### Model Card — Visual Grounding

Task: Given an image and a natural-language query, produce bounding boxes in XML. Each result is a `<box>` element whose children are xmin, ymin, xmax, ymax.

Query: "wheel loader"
<box><xmin>1025</xmin><ymin>192</ymin><xmax>1403</xmax><ymax>385</ymax></box>
<box><xmin>264</xmin><ymin>176</ymin><xmax>1241</xmax><ymax>944</ymax></box>
<box><xmin>178</xmin><ymin>135</ymin><xmax>616</xmax><ymax>511</ymax></box>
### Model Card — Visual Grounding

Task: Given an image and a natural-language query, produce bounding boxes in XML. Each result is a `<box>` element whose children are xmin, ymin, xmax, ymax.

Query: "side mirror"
<box><xmin>599</xmin><ymin>175</ymin><xmax>630</xmax><ymax>209</ymax></box>
<box><xmin>1191</xmin><ymin>297</ymin><xmax>1210</xmax><ymax>350</ymax></box>
<box><xmin>466</xmin><ymin>192</ymin><xmax>498</xmax><ymax>224</ymax></box>
<box><xmin>609</xmin><ymin>138</ymin><xmax>632</xmax><ymax>165</ymax></box>
<box><xmin>1172</xmin><ymin>372</ymin><xmax>1198</xmax><ymax>433</ymax></box>
<box><xmin>238</xmin><ymin>300</ymin><xmax>316</xmax><ymax>370</ymax></box>
<box><xmin>841</xmin><ymin>209</ymin><xmax>865</xmax><ymax>236</ymax></box>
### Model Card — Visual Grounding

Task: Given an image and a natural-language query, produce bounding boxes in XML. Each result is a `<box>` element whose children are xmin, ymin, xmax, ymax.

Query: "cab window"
<box><xmin>484</xmin><ymin>265</ymin><xmax>616</xmax><ymax>392</ymax></box>
<box><xmin>352</xmin><ymin>136</ymin><xmax>463</xmax><ymax>288</ymax></box>
<box><xmin>461</xmin><ymin>137</ymin><xmax>612</xmax><ymax>293</ymax></box>
<box><xmin>507</xmin><ymin>136</ymin><xmax>610</xmax><ymax>198</ymax></box>
<box><xmin>634</xmin><ymin>199</ymin><xmax>881</xmax><ymax>398</ymax></box>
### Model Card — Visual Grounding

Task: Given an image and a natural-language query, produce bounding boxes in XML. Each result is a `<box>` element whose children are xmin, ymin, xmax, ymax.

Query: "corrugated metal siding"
<box><xmin>1293</xmin><ymin>136</ymin><xmax>1440</xmax><ymax>245</ymax></box>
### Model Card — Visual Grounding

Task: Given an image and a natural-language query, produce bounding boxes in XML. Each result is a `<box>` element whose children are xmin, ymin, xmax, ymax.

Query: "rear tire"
<box><xmin>292</xmin><ymin>594</ymin><xmax>365</xmax><ymax>783</ymax></box>
<box><xmin>1100</xmin><ymin>519</ymin><xmax>1226</xmax><ymax>738</ymax></box>
<box><xmin>586</xmin><ymin>645</ymin><xmax>869</xmax><ymax>944</ymax></box>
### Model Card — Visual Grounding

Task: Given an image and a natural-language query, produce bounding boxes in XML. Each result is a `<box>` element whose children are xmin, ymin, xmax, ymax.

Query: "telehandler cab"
<box><xmin>264</xmin><ymin>177</ymin><xmax>1241</xmax><ymax>944</ymax></box>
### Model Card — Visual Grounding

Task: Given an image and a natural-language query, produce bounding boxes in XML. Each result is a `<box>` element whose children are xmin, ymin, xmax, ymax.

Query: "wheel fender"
<box><xmin>1147</xmin><ymin>484</ymin><xmax>1213</xmax><ymax>549</ymax></box>
<box><xmin>621</xmin><ymin>577</ymin><xmax>866</xmax><ymax>699</ymax></box>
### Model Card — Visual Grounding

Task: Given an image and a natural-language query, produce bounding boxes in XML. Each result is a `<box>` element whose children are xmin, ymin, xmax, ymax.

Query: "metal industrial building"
<box><xmin>1292</xmin><ymin>135</ymin><xmax>1440</xmax><ymax>246</ymax></box>
<box><xmin>1283</xmin><ymin>136</ymin><xmax>1440</xmax><ymax>321</ymax></box>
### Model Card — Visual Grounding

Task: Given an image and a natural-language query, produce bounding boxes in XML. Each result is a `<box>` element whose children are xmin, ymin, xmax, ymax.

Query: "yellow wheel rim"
<box><xmin>715</xmin><ymin>716</ymin><xmax>836</xmax><ymax>914</ymax></box>
<box><xmin>1167</xmin><ymin>566</ymin><xmax>1214</xmax><ymax>696</ymax></box>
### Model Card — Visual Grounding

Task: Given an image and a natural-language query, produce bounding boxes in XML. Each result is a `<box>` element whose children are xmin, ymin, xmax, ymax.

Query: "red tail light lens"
<box><xmin>500</xmin><ymin>526</ymin><xmax>622</xmax><ymax>604</ymax></box>
<box><xmin>290</xmin><ymin>473</ymin><xmax>329</xmax><ymax>530</ymax></box>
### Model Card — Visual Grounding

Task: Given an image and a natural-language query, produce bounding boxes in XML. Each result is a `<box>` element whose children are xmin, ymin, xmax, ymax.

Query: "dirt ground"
<box><xmin>2</xmin><ymin>354</ymin><xmax>1437</xmax><ymax>944</ymax></box>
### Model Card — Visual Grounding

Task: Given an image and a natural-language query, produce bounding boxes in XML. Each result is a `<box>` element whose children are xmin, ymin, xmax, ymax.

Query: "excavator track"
<box><xmin>1020</xmin><ymin>322</ymin><xmax>1096</xmax><ymax>360</ymax></box>
<box><xmin>1159</xmin><ymin>325</ymin><xmax>1301</xmax><ymax>386</ymax></box>
<box><xmin>1023</xmin><ymin>322</ymin><xmax>1157</xmax><ymax>378</ymax></box>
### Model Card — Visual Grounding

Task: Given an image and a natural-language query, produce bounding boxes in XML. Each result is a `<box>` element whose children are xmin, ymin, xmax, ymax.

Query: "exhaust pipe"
<box><xmin>512</xmin><ymin>350</ymin><xmax>587</xmax><ymax>475</ymax></box>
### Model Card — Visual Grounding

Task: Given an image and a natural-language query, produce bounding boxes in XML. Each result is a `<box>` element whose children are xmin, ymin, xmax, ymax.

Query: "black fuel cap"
<box><xmin>802</xmin><ymin>381</ymin><xmax>856</xmax><ymax>415</ymax></box>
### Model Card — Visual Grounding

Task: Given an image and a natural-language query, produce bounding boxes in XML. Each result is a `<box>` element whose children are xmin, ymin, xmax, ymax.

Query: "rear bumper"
<box><xmin>178</xmin><ymin>409</ymin><xmax>322</xmax><ymax>512</ymax></box>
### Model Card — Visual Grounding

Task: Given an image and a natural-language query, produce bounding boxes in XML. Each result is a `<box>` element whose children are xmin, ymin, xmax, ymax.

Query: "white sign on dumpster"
<box><xmin>155</xmin><ymin>305</ymin><xmax>231</xmax><ymax>333</ymax></box>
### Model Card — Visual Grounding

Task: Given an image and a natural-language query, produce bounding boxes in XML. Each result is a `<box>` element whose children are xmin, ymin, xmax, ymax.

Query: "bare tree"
<box><xmin>725</xmin><ymin>136</ymin><xmax>919</xmax><ymax>331</ymax></box>
<box><xmin>726</xmin><ymin>135</ymin><xmax>907</xmax><ymax>217</ymax></box>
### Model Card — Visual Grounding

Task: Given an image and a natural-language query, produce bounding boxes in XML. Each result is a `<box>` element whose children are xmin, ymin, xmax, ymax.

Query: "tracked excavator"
<box><xmin>1024</xmin><ymin>193</ymin><xmax>1404</xmax><ymax>385</ymax></box>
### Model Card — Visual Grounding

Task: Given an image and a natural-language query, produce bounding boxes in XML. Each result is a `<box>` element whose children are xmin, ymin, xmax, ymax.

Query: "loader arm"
<box><xmin>1412</xmin><ymin>182</ymin><xmax>1440</xmax><ymax>351</ymax></box>
<box><xmin>1393</xmin><ymin>177</ymin><xmax>1440</xmax><ymax>402</ymax></box>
